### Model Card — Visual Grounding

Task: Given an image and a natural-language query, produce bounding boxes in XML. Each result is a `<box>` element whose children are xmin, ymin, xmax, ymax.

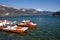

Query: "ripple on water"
<box><xmin>0</xmin><ymin>16</ymin><xmax>60</xmax><ymax>40</ymax></box>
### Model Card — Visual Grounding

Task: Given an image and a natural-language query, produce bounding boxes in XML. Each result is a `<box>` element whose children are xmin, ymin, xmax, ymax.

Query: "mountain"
<box><xmin>52</xmin><ymin>11</ymin><xmax>60</xmax><ymax>16</ymax></box>
<box><xmin>0</xmin><ymin>4</ymin><xmax>54</xmax><ymax>16</ymax></box>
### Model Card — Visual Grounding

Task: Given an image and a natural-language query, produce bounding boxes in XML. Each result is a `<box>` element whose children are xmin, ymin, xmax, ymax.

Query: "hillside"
<box><xmin>0</xmin><ymin>4</ymin><xmax>54</xmax><ymax>16</ymax></box>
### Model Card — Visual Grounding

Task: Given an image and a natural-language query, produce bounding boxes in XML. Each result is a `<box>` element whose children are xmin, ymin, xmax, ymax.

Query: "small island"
<box><xmin>52</xmin><ymin>11</ymin><xmax>60</xmax><ymax>16</ymax></box>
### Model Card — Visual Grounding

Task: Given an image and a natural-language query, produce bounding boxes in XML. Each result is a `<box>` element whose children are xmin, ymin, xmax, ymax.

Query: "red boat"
<box><xmin>0</xmin><ymin>19</ymin><xmax>37</xmax><ymax>33</ymax></box>
<box><xmin>2</xmin><ymin>25</ymin><xmax>28</xmax><ymax>33</ymax></box>
<box><xmin>18</xmin><ymin>20</ymin><xmax>37</xmax><ymax>28</ymax></box>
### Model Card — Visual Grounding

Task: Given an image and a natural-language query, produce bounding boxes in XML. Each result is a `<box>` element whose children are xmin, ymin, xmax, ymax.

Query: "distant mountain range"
<box><xmin>0</xmin><ymin>4</ymin><xmax>58</xmax><ymax>16</ymax></box>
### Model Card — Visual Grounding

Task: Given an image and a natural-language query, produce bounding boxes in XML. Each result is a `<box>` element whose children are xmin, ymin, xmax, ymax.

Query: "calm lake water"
<box><xmin>0</xmin><ymin>16</ymin><xmax>60</xmax><ymax>40</ymax></box>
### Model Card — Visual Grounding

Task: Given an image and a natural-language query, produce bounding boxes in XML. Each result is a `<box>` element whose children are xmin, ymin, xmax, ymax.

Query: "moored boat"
<box><xmin>18</xmin><ymin>20</ymin><xmax>37</xmax><ymax>28</ymax></box>
<box><xmin>2</xmin><ymin>25</ymin><xmax>28</xmax><ymax>33</ymax></box>
<box><xmin>0</xmin><ymin>19</ymin><xmax>37</xmax><ymax>33</ymax></box>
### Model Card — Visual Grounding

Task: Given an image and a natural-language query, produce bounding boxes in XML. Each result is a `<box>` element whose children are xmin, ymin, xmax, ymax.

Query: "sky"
<box><xmin>0</xmin><ymin>0</ymin><xmax>60</xmax><ymax>12</ymax></box>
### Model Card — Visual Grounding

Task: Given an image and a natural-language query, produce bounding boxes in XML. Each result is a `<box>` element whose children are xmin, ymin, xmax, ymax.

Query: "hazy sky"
<box><xmin>0</xmin><ymin>0</ymin><xmax>60</xmax><ymax>11</ymax></box>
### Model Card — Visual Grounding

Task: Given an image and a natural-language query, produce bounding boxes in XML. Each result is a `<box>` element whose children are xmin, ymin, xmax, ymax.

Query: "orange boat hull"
<box><xmin>2</xmin><ymin>26</ymin><xmax>28</xmax><ymax>33</ymax></box>
<box><xmin>18</xmin><ymin>24</ymin><xmax>36</xmax><ymax>28</ymax></box>
<box><xmin>3</xmin><ymin>29</ymin><xmax>26</xmax><ymax>33</ymax></box>
<box><xmin>27</xmin><ymin>25</ymin><xmax>36</xmax><ymax>29</ymax></box>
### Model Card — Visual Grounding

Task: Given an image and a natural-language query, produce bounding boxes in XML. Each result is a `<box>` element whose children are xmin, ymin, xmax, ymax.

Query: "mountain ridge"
<box><xmin>0</xmin><ymin>4</ymin><xmax>54</xmax><ymax>16</ymax></box>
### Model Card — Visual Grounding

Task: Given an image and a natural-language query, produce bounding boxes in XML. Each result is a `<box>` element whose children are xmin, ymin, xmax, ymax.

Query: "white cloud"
<box><xmin>21</xmin><ymin>9</ymin><xmax>26</xmax><ymax>11</ymax></box>
<box><xmin>36</xmin><ymin>9</ymin><xmax>44</xmax><ymax>11</ymax></box>
<box><xmin>34</xmin><ymin>8</ymin><xmax>44</xmax><ymax>11</ymax></box>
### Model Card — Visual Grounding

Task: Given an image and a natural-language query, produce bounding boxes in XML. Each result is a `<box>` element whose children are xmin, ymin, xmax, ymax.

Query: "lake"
<box><xmin>0</xmin><ymin>16</ymin><xmax>60</xmax><ymax>40</ymax></box>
